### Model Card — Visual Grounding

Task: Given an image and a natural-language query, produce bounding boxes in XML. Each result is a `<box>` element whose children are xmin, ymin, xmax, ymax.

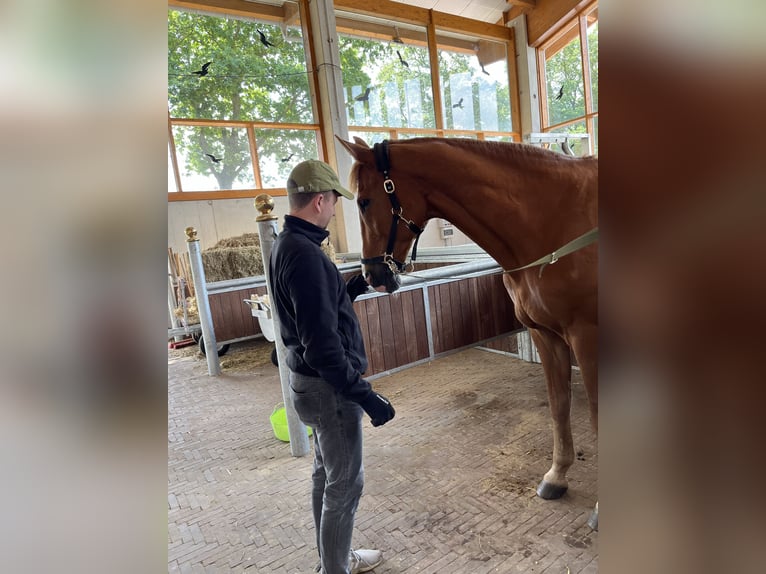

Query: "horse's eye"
<box><xmin>357</xmin><ymin>198</ymin><xmax>370</xmax><ymax>213</ymax></box>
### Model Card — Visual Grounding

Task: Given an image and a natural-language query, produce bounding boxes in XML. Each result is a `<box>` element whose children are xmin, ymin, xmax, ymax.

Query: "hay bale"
<box><xmin>202</xmin><ymin>233</ymin><xmax>264</xmax><ymax>282</ymax></box>
<box><xmin>200</xmin><ymin>232</ymin><xmax>337</xmax><ymax>283</ymax></box>
<box><xmin>321</xmin><ymin>238</ymin><xmax>337</xmax><ymax>262</ymax></box>
<box><xmin>174</xmin><ymin>296</ymin><xmax>199</xmax><ymax>324</ymax></box>
<box><xmin>211</xmin><ymin>233</ymin><xmax>261</xmax><ymax>249</ymax></box>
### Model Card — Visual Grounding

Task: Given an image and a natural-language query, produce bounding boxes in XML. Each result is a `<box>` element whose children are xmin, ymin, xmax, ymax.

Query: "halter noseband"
<box><xmin>359</xmin><ymin>140</ymin><xmax>424</xmax><ymax>274</ymax></box>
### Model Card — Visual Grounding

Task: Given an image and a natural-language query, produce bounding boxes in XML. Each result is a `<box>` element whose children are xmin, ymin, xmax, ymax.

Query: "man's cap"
<box><xmin>286</xmin><ymin>160</ymin><xmax>353</xmax><ymax>200</ymax></box>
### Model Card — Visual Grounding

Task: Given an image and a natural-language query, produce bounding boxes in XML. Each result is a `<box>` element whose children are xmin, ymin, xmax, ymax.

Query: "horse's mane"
<box><xmin>347</xmin><ymin>137</ymin><xmax>591</xmax><ymax>191</ymax></box>
<box><xmin>392</xmin><ymin>137</ymin><xmax>578</xmax><ymax>163</ymax></box>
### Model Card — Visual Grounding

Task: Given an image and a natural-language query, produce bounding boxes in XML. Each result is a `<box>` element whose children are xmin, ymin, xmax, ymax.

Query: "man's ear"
<box><xmin>313</xmin><ymin>192</ymin><xmax>328</xmax><ymax>212</ymax></box>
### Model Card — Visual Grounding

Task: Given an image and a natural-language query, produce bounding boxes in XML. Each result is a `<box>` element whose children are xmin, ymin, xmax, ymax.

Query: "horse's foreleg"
<box><xmin>529</xmin><ymin>328</ymin><xmax>574</xmax><ymax>500</ymax></box>
<box><xmin>569</xmin><ymin>323</ymin><xmax>599</xmax><ymax>529</ymax></box>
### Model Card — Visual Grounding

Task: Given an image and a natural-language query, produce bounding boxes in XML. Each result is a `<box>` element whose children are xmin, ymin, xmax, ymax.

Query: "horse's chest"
<box><xmin>507</xmin><ymin>283</ymin><xmax>559</xmax><ymax>331</ymax></box>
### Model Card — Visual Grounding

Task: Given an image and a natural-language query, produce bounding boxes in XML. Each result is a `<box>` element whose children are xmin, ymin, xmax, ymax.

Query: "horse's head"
<box><xmin>337</xmin><ymin>136</ymin><xmax>428</xmax><ymax>293</ymax></box>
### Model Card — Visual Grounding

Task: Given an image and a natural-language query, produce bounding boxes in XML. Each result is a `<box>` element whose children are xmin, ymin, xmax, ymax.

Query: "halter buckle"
<box><xmin>383</xmin><ymin>179</ymin><xmax>395</xmax><ymax>194</ymax></box>
<box><xmin>383</xmin><ymin>253</ymin><xmax>402</xmax><ymax>274</ymax></box>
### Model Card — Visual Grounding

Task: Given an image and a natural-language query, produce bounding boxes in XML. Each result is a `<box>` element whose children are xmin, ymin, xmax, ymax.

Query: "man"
<box><xmin>268</xmin><ymin>160</ymin><xmax>396</xmax><ymax>574</ymax></box>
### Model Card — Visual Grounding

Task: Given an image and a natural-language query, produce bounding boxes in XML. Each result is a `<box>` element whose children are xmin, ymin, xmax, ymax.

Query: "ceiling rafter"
<box><xmin>506</xmin><ymin>0</ymin><xmax>537</xmax><ymax>8</ymax></box>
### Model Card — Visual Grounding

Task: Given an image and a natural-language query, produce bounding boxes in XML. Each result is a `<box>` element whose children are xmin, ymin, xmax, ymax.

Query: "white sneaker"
<box><xmin>349</xmin><ymin>549</ymin><xmax>383</xmax><ymax>573</ymax></box>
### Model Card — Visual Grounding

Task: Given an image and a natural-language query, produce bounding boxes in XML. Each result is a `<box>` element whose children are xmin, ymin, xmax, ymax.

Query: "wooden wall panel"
<box><xmin>476</xmin><ymin>274</ymin><xmax>494</xmax><ymax>340</ymax></box>
<box><xmin>484</xmin><ymin>334</ymin><xmax>519</xmax><ymax>354</ymax></box>
<box><xmin>389</xmin><ymin>293</ymin><xmax>410</xmax><ymax>369</ymax></box>
<box><xmin>204</xmin><ymin>270</ymin><xmax>523</xmax><ymax>374</ymax></box>
<box><xmin>438</xmin><ymin>283</ymin><xmax>454</xmax><ymax>353</ymax></box>
<box><xmin>208</xmin><ymin>285</ymin><xmax>268</xmax><ymax>342</ymax></box>
<box><xmin>428</xmin><ymin>285</ymin><xmax>441</xmax><ymax>355</ymax></box>
<box><xmin>377</xmin><ymin>295</ymin><xmax>398</xmax><ymax>371</ymax></box>
<box><xmin>365</xmin><ymin>298</ymin><xmax>385</xmax><ymax>375</ymax></box>
<box><xmin>411</xmin><ymin>289</ymin><xmax>429</xmax><ymax>361</ymax></box>
<box><xmin>400</xmin><ymin>291</ymin><xmax>419</xmax><ymax>365</ymax></box>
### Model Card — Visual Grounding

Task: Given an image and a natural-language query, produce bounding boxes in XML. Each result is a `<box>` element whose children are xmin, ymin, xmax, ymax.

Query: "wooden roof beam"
<box><xmin>335</xmin><ymin>0</ymin><xmax>511</xmax><ymax>42</ymax></box>
<box><xmin>506</xmin><ymin>0</ymin><xmax>537</xmax><ymax>8</ymax></box>
<box><xmin>168</xmin><ymin>0</ymin><xmax>285</xmax><ymax>22</ymax></box>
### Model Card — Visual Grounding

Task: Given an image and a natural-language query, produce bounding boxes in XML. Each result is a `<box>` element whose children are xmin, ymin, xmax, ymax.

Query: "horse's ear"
<box><xmin>336</xmin><ymin>135</ymin><xmax>374</xmax><ymax>164</ymax></box>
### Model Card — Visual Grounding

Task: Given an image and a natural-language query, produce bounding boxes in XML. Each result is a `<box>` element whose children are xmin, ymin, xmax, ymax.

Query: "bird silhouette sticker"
<box><xmin>205</xmin><ymin>153</ymin><xmax>223</xmax><ymax>163</ymax></box>
<box><xmin>281</xmin><ymin>153</ymin><xmax>295</xmax><ymax>163</ymax></box>
<box><xmin>480</xmin><ymin>64</ymin><xmax>490</xmax><ymax>76</ymax></box>
<box><xmin>396</xmin><ymin>50</ymin><xmax>409</xmax><ymax>68</ymax></box>
<box><xmin>192</xmin><ymin>62</ymin><xmax>212</xmax><ymax>77</ymax></box>
<box><xmin>555</xmin><ymin>86</ymin><xmax>564</xmax><ymax>100</ymax></box>
<box><xmin>257</xmin><ymin>30</ymin><xmax>276</xmax><ymax>48</ymax></box>
<box><xmin>561</xmin><ymin>139</ymin><xmax>576</xmax><ymax>157</ymax></box>
<box><xmin>452</xmin><ymin>97</ymin><xmax>464</xmax><ymax>109</ymax></box>
<box><xmin>354</xmin><ymin>87</ymin><xmax>372</xmax><ymax>102</ymax></box>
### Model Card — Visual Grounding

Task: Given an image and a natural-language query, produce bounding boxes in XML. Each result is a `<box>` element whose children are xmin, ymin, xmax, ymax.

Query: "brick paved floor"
<box><xmin>169</xmin><ymin>342</ymin><xmax>598</xmax><ymax>573</ymax></box>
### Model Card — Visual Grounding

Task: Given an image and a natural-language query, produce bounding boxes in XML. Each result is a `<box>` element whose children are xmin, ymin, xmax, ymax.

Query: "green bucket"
<box><xmin>270</xmin><ymin>404</ymin><xmax>313</xmax><ymax>442</ymax></box>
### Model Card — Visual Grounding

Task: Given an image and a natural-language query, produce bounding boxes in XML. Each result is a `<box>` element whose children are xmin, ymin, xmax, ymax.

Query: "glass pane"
<box><xmin>338</xmin><ymin>17</ymin><xmax>434</xmax><ymax>130</ymax></box>
<box><xmin>254</xmin><ymin>128</ymin><xmax>319</xmax><ymax>188</ymax></box>
<box><xmin>168</xmin><ymin>143</ymin><xmax>177</xmax><ymax>192</ymax></box>
<box><xmin>484</xmin><ymin>135</ymin><xmax>517</xmax><ymax>143</ymax></box>
<box><xmin>172</xmin><ymin>125</ymin><xmax>255</xmax><ymax>191</ymax></box>
<box><xmin>544</xmin><ymin>121</ymin><xmax>589</xmax><ymax>156</ymax></box>
<box><xmin>544</xmin><ymin>20</ymin><xmax>585</xmax><ymax>126</ymax></box>
<box><xmin>168</xmin><ymin>8</ymin><xmax>313</xmax><ymax>123</ymax></box>
<box><xmin>438</xmin><ymin>35</ymin><xmax>511</xmax><ymax>132</ymax></box>
<box><xmin>348</xmin><ymin>131</ymin><xmax>388</xmax><ymax>146</ymax></box>
<box><xmin>444</xmin><ymin>133</ymin><xmax>478</xmax><ymax>139</ymax></box>
<box><xmin>587</xmin><ymin>8</ymin><xmax>598</xmax><ymax>111</ymax></box>
<box><xmin>398</xmin><ymin>132</ymin><xmax>437</xmax><ymax>140</ymax></box>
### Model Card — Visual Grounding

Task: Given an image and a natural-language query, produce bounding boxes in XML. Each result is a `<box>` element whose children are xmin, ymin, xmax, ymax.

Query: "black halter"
<box><xmin>359</xmin><ymin>140</ymin><xmax>424</xmax><ymax>274</ymax></box>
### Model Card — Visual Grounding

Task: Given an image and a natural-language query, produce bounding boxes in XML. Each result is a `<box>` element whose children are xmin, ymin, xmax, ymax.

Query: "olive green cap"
<box><xmin>286</xmin><ymin>160</ymin><xmax>353</xmax><ymax>200</ymax></box>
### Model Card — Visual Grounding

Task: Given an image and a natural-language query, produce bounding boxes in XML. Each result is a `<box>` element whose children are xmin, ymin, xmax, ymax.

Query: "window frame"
<box><xmin>536</xmin><ymin>1</ymin><xmax>598</xmax><ymax>155</ymax></box>
<box><xmin>167</xmin><ymin>0</ymin><xmax>522</xmax><ymax>201</ymax></box>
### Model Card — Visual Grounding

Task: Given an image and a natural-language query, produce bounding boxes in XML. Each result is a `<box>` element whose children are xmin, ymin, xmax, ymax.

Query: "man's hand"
<box><xmin>359</xmin><ymin>392</ymin><xmax>396</xmax><ymax>427</ymax></box>
<box><xmin>346</xmin><ymin>273</ymin><xmax>370</xmax><ymax>302</ymax></box>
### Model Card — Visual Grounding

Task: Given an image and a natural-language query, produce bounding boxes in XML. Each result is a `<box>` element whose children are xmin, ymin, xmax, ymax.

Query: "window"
<box><xmin>167</xmin><ymin>3</ymin><xmax>321</xmax><ymax>198</ymax></box>
<box><xmin>337</xmin><ymin>12</ymin><xmax>517</xmax><ymax>142</ymax></box>
<box><xmin>538</xmin><ymin>2</ymin><xmax>598</xmax><ymax>155</ymax></box>
<box><xmin>338</xmin><ymin>15</ymin><xmax>435</xmax><ymax>142</ymax></box>
<box><xmin>438</xmin><ymin>33</ymin><xmax>512</xmax><ymax>135</ymax></box>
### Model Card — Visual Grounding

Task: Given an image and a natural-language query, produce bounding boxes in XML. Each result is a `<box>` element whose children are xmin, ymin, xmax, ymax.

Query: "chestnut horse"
<box><xmin>338</xmin><ymin>136</ymin><xmax>598</xmax><ymax>529</ymax></box>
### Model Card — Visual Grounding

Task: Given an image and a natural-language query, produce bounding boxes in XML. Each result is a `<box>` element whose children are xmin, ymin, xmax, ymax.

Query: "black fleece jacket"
<box><xmin>268</xmin><ymin>215</ymin><xmax>372</xmax><ymax>402</ymax></box>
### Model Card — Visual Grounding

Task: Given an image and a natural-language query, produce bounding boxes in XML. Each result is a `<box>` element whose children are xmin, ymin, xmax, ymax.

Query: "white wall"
<box><xmin>168</xmin><ymin>197</ymin><xmax>291</xmax><ymax>254</ymax></box>
<box><xmin>169</xmin><ymin>198</ymin><xmax>475</xmax><ymax>257</ymax></box>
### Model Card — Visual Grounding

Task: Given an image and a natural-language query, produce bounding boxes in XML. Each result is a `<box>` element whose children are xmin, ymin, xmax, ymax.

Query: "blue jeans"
<box><xmin>289</xmin><ymin>372</ymin><xmax>364</xmax><ymax>574</ymax></box>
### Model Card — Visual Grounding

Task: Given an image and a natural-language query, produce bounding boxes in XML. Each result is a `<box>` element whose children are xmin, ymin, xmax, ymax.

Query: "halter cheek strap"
<box><xmin>360</xmin><ymin>140</ymin><xmax>424</xmax><ymax>274</ymax></box>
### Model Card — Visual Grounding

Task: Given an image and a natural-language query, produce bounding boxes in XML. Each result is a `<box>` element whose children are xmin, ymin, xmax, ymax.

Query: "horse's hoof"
<box><xmin>536</xmin><ymin>480</ymin><xmax>567</xmax><ymax>499</ymax></box>
<box><xmin>587</xmin><ymin>504</ymin><xmax>598</xmax><ymax>531</ymax></box>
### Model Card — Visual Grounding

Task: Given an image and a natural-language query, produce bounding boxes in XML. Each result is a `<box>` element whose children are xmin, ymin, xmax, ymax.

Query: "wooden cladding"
<box><xmin>208</xmin><ymin>285</ymin><xmax>269</xmax><ymax>343</ymax></box>
<box><xmin>427</xmin><ymin>272</ymin><xmax>519</xmax><ymax>357</ymax></box>
<box><xmin>353</xmin><ymin>288</ymin><xmax>431</xmax><ymax>376</ymax></box>
<box><xmin>205</xmin><ymin>268</ymin><xmax>522</xmax><ymax>376</ymax></box>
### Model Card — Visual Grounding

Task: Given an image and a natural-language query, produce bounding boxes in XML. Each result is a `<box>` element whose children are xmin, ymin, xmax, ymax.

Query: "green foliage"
<box><xmin>544</xmin><ymin>20</ymin><xmax>598</xmax><ymax>137</ymax></box>
<box><xmin>340</xmin><ymin>36</ymin><xmax>512</xmax><ymax>134</ymax></box>
<box><xmin>168</xmin><ymin>9</ymin><xmax>313</xmax><ymax>189</ymax></box>
<box><xmin>168</xmin><ymin>9</ymin><xmax>519</xmax><ymax>190</ymax></box>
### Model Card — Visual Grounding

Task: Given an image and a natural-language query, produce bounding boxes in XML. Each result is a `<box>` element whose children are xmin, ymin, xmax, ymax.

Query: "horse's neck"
<box><xmin>422</xmin><ymin>170</ymin><xmax>551</xmax><ymax>271</ymax></box>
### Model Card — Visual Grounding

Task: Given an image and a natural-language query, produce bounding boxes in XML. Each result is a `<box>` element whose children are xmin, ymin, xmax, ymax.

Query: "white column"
<box><xmin>507</xmin><ymin>14</ymin><xmax>541</xmax><ymax>136</ymax></box>
<box><xmin>306</xmin><ymin>0</ymin><xmax>361</xmax><ymax>254</ymax></box>
<box><xmin>185</xmin><ymin>227</ymin><xmax>221</xmax><ymax>376</ymax></box>
<box><xmin>255</xmin><ymin>195</ymin><xmax>310</xmax><ymax>457</ymax></box>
